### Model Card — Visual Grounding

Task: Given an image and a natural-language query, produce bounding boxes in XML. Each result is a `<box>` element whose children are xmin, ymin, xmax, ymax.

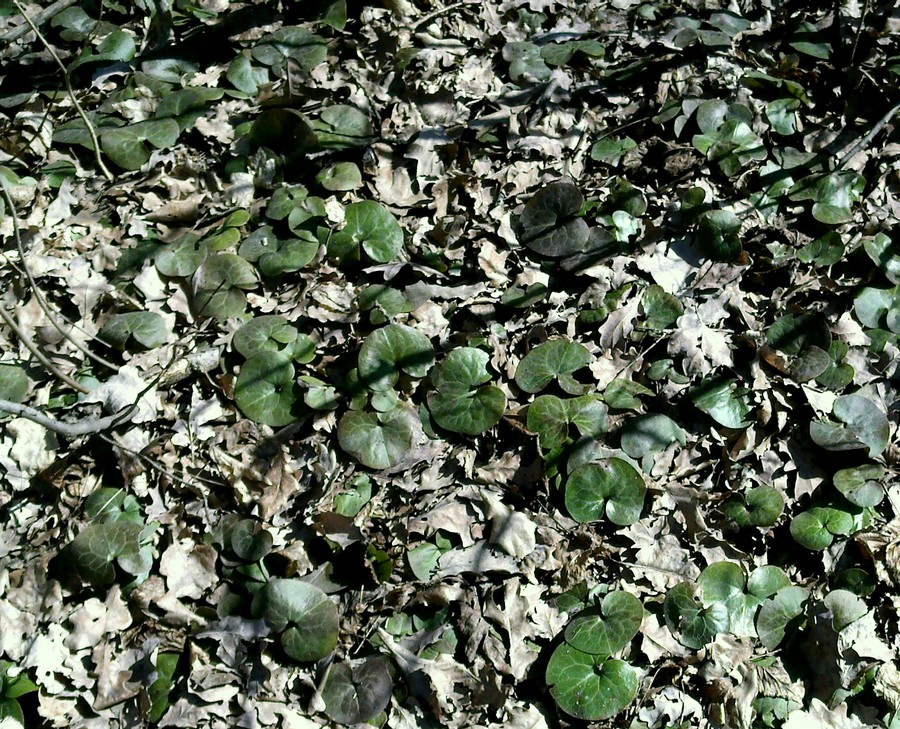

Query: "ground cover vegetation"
<box><xmin>0</xmin><ymin>0</ymin><xmax>898</xmax><ymax>726</ymax></box>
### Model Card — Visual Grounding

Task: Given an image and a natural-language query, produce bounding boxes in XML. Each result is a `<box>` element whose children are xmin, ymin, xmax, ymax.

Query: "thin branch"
<box><xmin>0</xmin><ymin>399</ymin><xmax>130</xmax><ymax>437</ymax></box>
<box><xmin>0</xmin><ymin>180</ymin><xmax>119</xmax><ymax>372</ymax></box>
<box><xmin>413</xmin><ymin>0</ymin><xmax>476</xmax><ymax>29</ymax></box>
<box><xmin>0</xmin><ymin>302</ymin><xmax>88</xmax><ymax>393</ymax></box>
<box><xmin>9</xmin><ymin>0</ymin><xmax>113</xmax><ymax>181</ymax></box>
<box><xmin>837</xmin><ymin>100</ymin><xmax>900</xmax><ymax>169</ymax></box>
<box><xmin>0</xmin><ymin>0</ymin><xmax>77</xmax><ymax>45</ymax></box>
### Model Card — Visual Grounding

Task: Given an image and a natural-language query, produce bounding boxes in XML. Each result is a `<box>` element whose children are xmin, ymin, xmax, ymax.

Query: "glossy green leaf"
<box><xmin>690</xmin><ymin>376</ymin><xmax>751</xmax><ymax>428</ymax></box>
<box><xmin>251</xmin><ymin>27</ymin><xmax>328</xmax><ymax>71</ymax></box>
<box><xmin>833</xmin><ymin>464</ymin><xmax>884</xmax><ymax>508</ymax></box>
<box><xmin>329</xmin><ymin>201</ymin><xmax>404</xmax><ymax>264</ymax></box>
<box><xmin>155</xmin><ymin>87</ymin><xmax>224</xmax><ymax>129</ymax></box>
<box><xmin>148</xmin><ymin>653</ymin><xmax>180</xmax><ymax>723</ymax></box>
<box><xmin>527</xmin><ymin>394</ymin><xmax>608</xmax><ymax>450</ymax></box>
<box><xmin>824</xmin><ymin>589</ymin><xmax>868</xmax><ymax>632</ymax></box>
<box><xmin>337</xmin><ymin>404</ymin><xmax>420</xmax><ymax>470</ymax></box>
<box><xmin>69</xmin><ymin>521</ymin><xmax>153</xmax><ymax>585</ymax></box>
<box><xmin>546</xmin><ymin>646</ymin><xmax>637</xmax><ymax>721</ymax></box>
<box><xmin>810</xmin><ymin>393</ymin><xmax>890</xmax><ymax>457</ymax></box>
<box><xmin>252</xmin><ymin>579</ymin><xmax>339</xmax><ymax>662</ymax></box>
<box><xmin>564</xmin><ymin>592</ymin><xmax>643</xmax><ymax>656</ymax></box>
<box><xmin>620</xmin><ymin>413</ymin><xmax>685</xmax><ymax>459</ymax></box>
<box><xmin>698</xmin><ymin>561</ymin><xmax>759</xmax><ymax>635</ymax></box>
<box><xmin>240</xmin><ymin>226</ymin><xmax>319</xmax><ymax>276</ymax></box>
<box><xmin>229</xmin><ymin>519</ymin><xmax>273</xmax><ymax>562</ymax></box>
<box><xmin>155</xmin><ymin>234</ymin><xmax>206</xmax><ymax>277</ymax></box>
<box><xmin>747</xmin><ymin>566</ymin><xmax>792</xmax><ymax>600</ymax></box>
<box><xmin>641</xmin><ymin>285</ymin><xmax>683</xmax><ymax>329</ymax></box>
<box><xmin>797</xmin><ymin>231</ymin><xmax>844</xmax><ymax>266</ymax></box>
<box><xmin>515</xmin><ymin>182</ymin><xmax>589</xmax><ymax>257</ymax></box>
<box><xmin>790</xmin><ymin>507</ymin><xmax>854</xmax><ymax>550</ymax></box>
<box><xmin>722</xmin><ymin>485</ymin><xmax>784</xmax><ymax>528</ymax></box>
<box><xmin>101</xmin><ymin>119</ymin><xmax>180</xmax><ymax>170</ymax></box>
<box><xmin>322</xmin><ymin>657</ymin><xmax>393</xmax><ymax>725</ymax></box>
<box><xmin>99</xmin><ymin>312</ymin><xmax>167</xmax><ymax>350</ymax></box>
<box><xmin>234</xmin><ymin>352</ymin><xmax>298</xmax><ymax>427</ymax></box>
<box><xmin>358</xmin><ymin>324</ymin><xmax>434</xmax><ymax>392</ymax></box>
<box><xmin>697</xmin><ymin>209</ymin><xmax>741</xmax><ymax>261</ymax></box>
<box><xmin>515</xmin><ymin>339</ymin><xmax>592</xmax><ymax>395</ymax></box>
<box><xmin>756</xmin><ymin>586</ymin><xmax>808</xmax><ymax>650</ymax></box>
<box><xmin>191</xmin><ymin>253</ymin><xmax>258</xmax><ymax>319</ymax></box>
<box><xmin>564</xmin><ymin>459</ymin><xmax>646</xmax><ymax>525</ymax></box>
<box><xmin>227</xmin><ymin>52</ymin><xmax>267</xmax><ymax>94</ymax></box>
<box><xmin>427</xmin><ymin>347</ymin><xmax>506</xmax><ymax>435</ymax></box>
<box><xmin>854</xmin><ymin>286</ymin><xmax>900</xmax><ymax>331</ymax></box>
<box><xmin>863</xmin><ymin>232</ymin><xmax>900</xmax><ymax>284</ymax></box>
<box><xmin>316</xmin><ymin>162</ymin><xmax>362</xmax><ymax>191</ymax></box>
<box><xmin>664</xmin><ymin>582</ymin><xmax>729</xmax><ymax>649</ymax></box>
<box><xmin>503</xmin><ymin>42</ymin><xmax>552</xmax><ymax>83</ymax></box>
<box><xmin>233</xmin><ymin>315</ymin><xmax>311</xmax><ymax>361</ymax></box>
<box><xmin>590</xmin><ymin>136</ymin><xmax>636</xmax><ymax>165</ymax></box>
<box><xmin>765</xmin><ymin>98</ymin><xmax>800</xmax><ymax>135</ymax></box>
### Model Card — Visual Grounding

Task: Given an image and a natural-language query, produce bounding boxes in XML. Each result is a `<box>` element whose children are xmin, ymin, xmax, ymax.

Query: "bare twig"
<box><xmin>0</xmin><ymin>180</ymin><xmax>119</xmax><ymax>372</ymax></box>
<box><xmin>413</xmin><ymin>0</ymin><xmax>476</xmax><ymax>29</ymax></box>
<box><xmin>0</xmin><ymin>399</ymin><xmax>131</xmax><ymax>437</ymax></box>
<box><xmin>837</xmin><ymin>100</ymin><xmax>900</xmax><ymax>169</ymax></box>
<box><xmin>0</xmin><ymin>303</ymin><xmax>88</xmax><ymax>393</ymax></box>
<box><xmin>9</xmin><ymin>0</ymin><xmax>113</xmax><ymax>181</ymax></box>
<box><xmin>0</xmin><ymin>0</ymin><xmax>77</xmax><ymax>45</ymax></box>
<box><xmin>849</xmin><ymin>0</ymin><xmax>870</xmax><ymax>70</ymax></box>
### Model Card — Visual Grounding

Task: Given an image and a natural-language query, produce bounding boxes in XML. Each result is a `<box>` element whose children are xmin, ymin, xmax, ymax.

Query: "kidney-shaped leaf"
<box><xmin>790</xmin><ymin>506</ymin><xmax>854</xmax><ymax>551</ymax></box>
<box><xmin>833</xmin><ymin>464</ymin><xmax>884</xmax><ymax>508</ymax></box>
<box><xmin>252</xmin><ymin>578</ymin><xmax>338</xmax><ymax>662</ymax></box>
<box><xmin>234</xmin><ymin>316</ymin><xmax>302</xmax><ymax>360</ymax></box>
<box><xmin>663</xmin><ymin>582</ymin><xmax>730</xmax><ymax>649</ymax></box>
<box><xmin>330</xmin><ymin>201</ymin><xmax>403</xmax><ymax>264</ymax></box>
<box><xmin>515</xmin><ymin>339</ymin><xmax>592</xmax><ymax>395</ymax></box>
<box><xmin>620</xmin><ymin>413</ymin><xmax>686</xmax><ymax>459</ymax></box>
<box><xmin>810</xmin><ymin>393</ymin><xmax>890</xmax><ymax>458</ymax></box>
<box><xmin>311</xmin><ymin>105</ymin><xmax>373</xmax><ymax>150</ymax></box>
<box><xmin>427</xmin><ymin>348</ymin><xmax>506</xmax><ymax>435</ymax></box>
<box><xmin>69</xmin><ymin>522</ymin><xmax>152</xmax><ymax>585</ymax></box>
<box><xmin>358</xmin><ymin>324</ymin><xmax>434</xmax><ymax>392</ymax></box>
<box><xmin>516</xmin><ymin>182</ymin><xmax>590</xmax><ymax>258</ymax></box>
<box><xmin>564</xmin><ymin>591</ymin><xmax>643</xmax><ymax>656</ymax></box>
<box><xmin>234</xmin><ymin>352</ymin><xmax>298</xmax><ymax>427</ymax></box>
<box><xmin>101</xmin><ymin>119</ymin><xmax>180</xmax><ymax>170</ymax></box>
<box><xmin>337</xmin><ymin>404</ymin><xmax>420</xmax><ymax>470</ymax></box>
<box><xmin>756</xmin><ymin>586</ymin><xmax>808</xmax><ymax>650</ymax></box>
<box><xmin>565</xmin><ymin>458</ymin><xmax>646</xmax><ymax>525</ymax></box>
<box><xmin>100</xmin><ymin>312</ymin><xmax>167</xmax><ymax>350</ymax></box>
<box><xmin>546</xmin><ymin>646</ymin><xmax>637</xmax><ymax>721</ymax></box>
<box><xmin>322</xmin><ymin>656</ymin><xmax>393</xmax><ymax>725</ymax></box>
<box><xmin>527</xmin><ymin>394</ymin><xmax>608</xmax><ymax>450</ymax></box>
<box><xmin>690</xmin><ymin>376</ymin><xmax>751</xmax><ymax>428</ymax></box>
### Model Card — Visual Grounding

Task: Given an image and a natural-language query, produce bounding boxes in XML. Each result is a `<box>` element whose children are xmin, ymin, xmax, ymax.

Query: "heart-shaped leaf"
<box><xmin>747</xmin><ymin>566</ymin><xmax>792</xmax><ymax>600</ymax></box>
<box><xmin>811</xmin><ymin>172</ymin><xmax>862</xmax><ymax>225</ymax></box>
<box><xmin>564</xmin><ymin>459</ymin><xmax>646</xmax><ymax>525</ymax></box>
<box><xmin>620</xmin><ymin>413</ymin><xmax>686</xmax><ymax>459</ymax></box>
<box><xmin>690</xmin><ymin>376</ymin><xmax>751</xmax><ymax>428</ymax></box>
<box><xmin>810</xmin><ymin>393</ymin><xmax>890</xmax><ymax>457</ymax></box>
<box><xmin>756</xmin><ymin>586</ymin><xmax>808</xmax><ymax>650</ymax></box>
<box><xmin>503</xmin><ymin>42</ymin><xmax>552</xmax><ymax>83</ymax></box>
<box><xmin>155</xmin><ymin>87</ymin><xmax>224</xmax><ymax>129</ymax></box>
<box><xmin>101</xmin><ymin>119</ymin><xmax>180</xmax><ymax>170</ymax></box>
<box><xmin>358</xmin><ymin>323</ymin><xmax>434</xmax><ymax>392</ymax></box>
<box><xmin>233</xmin><ymin>316</ymin><xmax>313</xmax><ymax>362</ymax></box>
<box><xmin>252</xmin><ymin>578</ymin><xmax>339</xmax><ymax>662</ymax></box>
<box><xmin>251</xmin><ymin>27</ymin><xmax>328</xmax><ymax>70</ymax></box>
<box><xmin>698</xmin><ymin>561</ymin><xmax>760</xmax><ymax>636</ymax></box>
<box><xmin>227</xmin><ymin>52</ymin><xmax>268</xmax><ymax>94</ymax></box>
<box><xmin>824</xmin><ymin>589</ymin><xmax>868</xmax><ymax>632</ymax></box>
<box><xmin>239</xmin><ymin>226</ymin><xmax>319</xmax><ymax>276</ymax></box>
<box><xmin>191</xmin><ymin>253</ymin><xmax>259</xmax><ymax>319</ymax></box>
<box><xmin>790</xmin><ymin>506</ymin><xmax>854</xmax><ymax>550</ymax></box>
<box><xmin>516</xmin><ymin>182</ymin><xmax>589</xmax><ymax>257</ymax></box>
<box><xmin>337</xmin><ymin>404</ymin><xmax>420</xmax><ymax>470</ymax></box>
<box><xmin>527</xmin><ymin>394</ymin><xmax>608</xmax><ymax>450</ymax></box>
<box><xmin>515</xmin><ymin>339</ymin><xmax>592</xmax><ymax>395</ymax></box>
<box><xmin>155</xmin><ymin>233</ymin><xmax>206</xmax><ymax>278</ymax></box>
<box><xmin>641</xmin><ymin>285</ymin><xmax>684</xmax><ymax>329</ymax></box>
<box><xmin>564</xmin><ymin>591</ymin><xmax>643</xmax><ymax>656</ymax></box>
<box><xmin>69</xmin><ymin>521</ymin><xmax>153</xmax><ymax>585</ymax></box>
<box><xmin>722</xmin><ymin>485</ymin><xmax>784</xmax><ymax>528</ymax></box>
<box><xmin>663</xmin><ymin>582</ymin><xmax>729</xmax><ymax>649</ymax></box>
<box><xmin>322</xmin><ymin>656</ymin><xmax>393</xmax><ymax>725</ymax></box>
<box><xmin>100</xmin><ymin>312</ymin><xmax>167</xmax><ymax>350</ymax></box>
<box><xmin>833</xmin><ymin>464</ymin><xmax>884</xmax><ymax>508</ymax></box>
<box><xmin>311</xmin><ymin>105</ymin><xmax>373</xmax><ymax>149</ymax></box>
<box><xmin>317</xmin><ymin>162</ymin><xmax>362</xmax><ymax>191</ymax></box>
<box><xmin>427</xmin><ymin>347</ymin><xmax>506</xmax><ymax>435</ymax></box>
<box><xmin>863</xmin><ymin>232</ymin><xmax>900</xmax><ymax>284</ymax></box>
<box><xmin>234</xmin><ymin>352</ymin><xmax>298</xmax><ymax>427</ymax></box>
<box><xmin>546</xmin><ymin>646</ymin><xmax>638</xmax><ymax>721</ymax></box>
<box><xmin>329</xmin><ymin>201</ymin><xmax>404</xmax><ymax>264</ymax></box>
<box><xmin>229</xmin><ymin>519</ymin><xmax>273</xmax><ymax>563</ymax></box>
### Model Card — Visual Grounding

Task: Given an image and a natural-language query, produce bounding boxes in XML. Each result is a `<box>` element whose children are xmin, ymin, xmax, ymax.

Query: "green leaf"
<box><xmin>664</xmin><ymin>582</ymin><xmax>729</xmax><ymax>649</ymax></box>
<box><xmin>824</xmin><ymin>589</ymin><xmax>868</xmax><ymax>632</ymax></box>
<box><xmin>427</xmin><ymin>348</ymin><xmax>506</xmax><ymax>435</ymax></box>
<box><xmin>329</xmin><ymin>201</ymin><xmax>404</xmax><ymax>264</ymax></box>
<box><xmin>85</xmin><ymin>487</ymin><xmax>143</xmax><ymax>524</ymax></box>
<box><xmin>337</xmin><ymin>404</ymin><xmax>420</xmax><ymax>470</ymax></box>
<box><xmin>155</xmin><ymin>87</ymin><xmax>224</xmax><ymax>129</ymax></box>
<box><xmin>854</xmin><ymin>286</ymin><xmax>900</xmax><ymax>331</ymax></box>
<box><xmin>227</xmin><ymin>52</ymin><xmax>267</xmax><ymax>94</ymax></box>
<box><xmin>191</xmin><ymin>253</ymin><xmax>258</xmax><ymax>319</ymax></box>
<box><xmin>99</xmin><ymin>312</ymin><xmax>167</xmax><ymax>350</ymax></box>
<box><xmin>747</xmin><ymin>566</ymin><xmax>792</xmax><ymax>600</ymax></box>
<box><xmin>641</xmin><ymin>285</ymin><xmax>683</xmax><ymax>329</ymax></box>
<box><xmin>0</xmin><ymin>364</ymin><xmax>28</xmax><ymax>403</ymax></box>
<box><xmin>358</xmin><ymin>323</ymin><xmax>434</xmax><ymax>392</ymax></box>
<box><xmin>251</xmin><ymin>27</ymin><xmax>328</xmax><ymax>71</ymax></box>
<box><xmin>407</xmin><ymin>542</ymin><xmax>441</xmax><ymax>581</ymax></box>
<box><xmin>603</xmin><ymin>378</ymin><xmax>653</xmax><ymax>410</ymax></box>
<box><xmin>756</xmin><ymin>586</ymin><xmax>808</xmax><ymax>650</ymax></box>
<box><xmin>322</xmin><ymin>657</ymin><xmax>393</xmax><ymax>725</ymax></box>
<box><xmin>697</xmin><ymin>209</ymin><xmax>741</xmax><ymax>261</ymax></box>
<box><xmin>316</xmin><ymin>162</ymin><xmax>362</xmax><ymax>191</ymax></box>
<box><xmin>155</xmin><ymin>233</ymin><xmax>206</xmax><ymax>277</ymax></box>
<box><xmin>252</xmin><ymin>579</ymin><xmax>339</xmax><ymax>662</ymax></box>
<box><xmin>565</xmin><ymin>459</ymin><xmax>646</xmax><ymax>525</ymax></box>
<box><xmin>69</xmin><ymin>521</ymin><xmax>152</xmax><ymax>585</ymax></box>
<box><xmin>233</xmin><ymin>315</ymin><xmax>309</xmax><ymax>361</ymax></box>
<box><xmin>334</xmin><ymin>475</ymin><xmax>372</xmax><ymax>518</ymax></box>
<box><xmin>698</xmin><ymin>561</ymin><xmax>759</xmax><ymax>636</ymax></box>
<box><xmin>311</xmin><ymin>105</ymin><xmax>373</xmax><ymax>150</ymax></box>
<box><xmin>863</xmin><ymin>233</ymin><xmax>900</xmax><ymax>284</ymax></box>
<box><xmin>527</xmin><ymin>394</ymin><xmax>608</xmax><ymax>450</ymax></box>
<box><xmin>148</xmin><ymin>653</ymin><xmax>180</xmax><ymax>723</ymax></box>
<box><xmin>546</xmin><ymin>646</ymin><xmax>638</xmax><ymax>721</ymax></box>
<box><xmin>797</xmin><ymin>231</ymin><xmax>844</xmax><ymax>266</ymax></box>
<box><xmin>811</xmin><ymin>172</ymin><xmax>863</xmax><ymax>225</ymax></box>
<box><xmin>249</xmin><ymin>109</ymin><xmax>317</xmax><ymax>160</ymax></box>
<box><xmin>515</xmin><ymin>339</ymin><xmax>592</xmax><ymax>395</ymax></box>
<box><xmin>810</xmin><ymin>393</ymin><xmax>890</xmax><ymax>457</ymax></box>
<box><xmin>765</xmin><ymin>98</ymin><xmax>800</xmax><ymax>135</ymax></box>
<box><xmin>620</xmin><ymin>413</ymin><xmax>685</xmax><ymax>459</ymax></box>
<box><xmin>503</xmin><ymin>42</ymin><xmax>552</xmax><ymax>83</ymax></box>
<box><xmin>690</xmin><ymin>376</ymin><xmax>751</xmax><ymax>428</ymax></box>
<box><xmin>515</xmin><ymin>182</ymin><xmax>589</xmax><ymax>258</ymax></box>
<box><xmin>723</xmin><ymin>485</ymin><xmax>784</xmax><ymax>528</ymax></box>
<box><xmin>234</xmin><ymin>352</ymin><xmax>298</xmax><ymax>427</ymax></box>
<box><xmin>100</xmin><ymin>119</ymin><xmax>180</xmax><ymax>170</ymax></box>
<box><xmin>766</xmin><ymin>312</ymin><xmax>830</xmax><ymax>355</ymax></box>
<box><xmin>229</xmin><ymin>519</ymin><xmax>273</xmax><ymax>562</ymax></box>
<box><xmin>564</xmin><ymin>592</ymin><xmax>643</xmax><ymax>656</ymax></box>
<box><xmin>590</xmin><ymin>136</ymin><xmax>636</xmax><ymax>165</ymax></box>
<box><xmin>240</xmin><ymin>226</ymin><xmax>319</xmax><ymax>276</ymax></box>
<box><xmin>833</xmin><ymin>464</ymin><xmax>884</xmax><ymax>508</ymax></box>
<box><xmin>790</xmin><ymin>507</ymin><xmax>854</xmax><ymax>550</ymax></box>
